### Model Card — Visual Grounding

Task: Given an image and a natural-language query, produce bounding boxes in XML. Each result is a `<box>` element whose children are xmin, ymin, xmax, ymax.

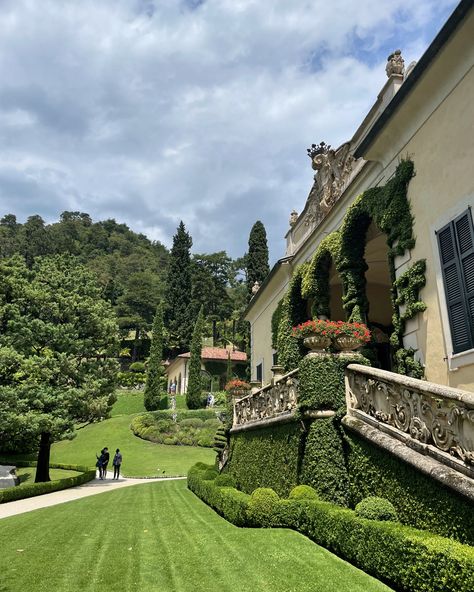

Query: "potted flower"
<box><xmin>331</xmin><ymin>320</ymin><xmax>371</xmax><ymax>354</ymax></box>
<box><xmin>292</xmin><ymin>319</ymin><xmax>332</xmax><ymax>355</ymax></box>
<box><xmin>225</xmin><ymin>379</ymin><xmax>251</xmax><ymax>399</ymax></box>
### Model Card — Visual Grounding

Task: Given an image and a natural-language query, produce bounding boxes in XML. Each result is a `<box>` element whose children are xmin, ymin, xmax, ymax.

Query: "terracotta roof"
<box><xmin>179</xmin><ymin>347</ymin><xmax>247</xmax><ymax>362</ymax></box>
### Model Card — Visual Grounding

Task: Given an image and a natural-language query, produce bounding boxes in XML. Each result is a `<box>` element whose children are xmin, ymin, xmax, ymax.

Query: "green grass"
<box><xmin>50</xmin><ymin>414</ymin><xmax>215</xmax><ymax>477</ymax></box>
<box><xmin>111</xmin><ymin>390</ymin><xmax>146</xmax><ymax>416</ymax></box>
<box><xmin>7</xmin><ymin>391</ymin><xmax>214</xmax><ymax>478</ymax></box>
<box><xmin>16</xmin><ymin>467</ymin><xmax>80</xmax><ymax>485</ymax></box>
<box><xmin>0</xmin><ymin>480</ymin><xmax>393</xmax><ymax>592</ymax></box>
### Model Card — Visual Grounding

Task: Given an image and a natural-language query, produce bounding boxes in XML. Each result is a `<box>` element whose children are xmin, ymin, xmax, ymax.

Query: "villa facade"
<box><xmin>245</xmin><ymin>0</ymin><xmax>474</xmax><ymax>393</ymax></box>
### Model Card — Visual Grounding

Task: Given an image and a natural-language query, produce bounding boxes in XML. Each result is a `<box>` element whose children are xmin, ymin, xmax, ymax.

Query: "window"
<box><xmin>437</xmin><ymin>208</ymin><xmax>474</xmax><ymax>354</ymax></box>
<box><xmin>256</xmin><ymin>363</ymin><xmax>263</xmax><ymax>383</ymax></box>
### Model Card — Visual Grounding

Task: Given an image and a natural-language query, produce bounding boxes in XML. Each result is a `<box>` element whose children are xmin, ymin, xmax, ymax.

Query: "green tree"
<box><xmin>165</xmin><ymin>221</ymin><xmax>193</xmax><ymax>353</ymax></box>
<box><xmin>144</xmin><ymin>303</ymin><xmax>166</xmax><ymax>411</ymax></box>
<box><xmin>0</xmin><ymin>255</ymin><xmax>119</xmax><ymax>482</ymax></box>
<box><xmin>246</xmin><ymin>221</ymin><xmax>270</xmax><ymax>299</ymax></box>
<box><xmin>186</xmin><ymin>306</ymin><xmax>204</xmax><ymax>410</ymax></box>
<box><xmin>191</xmin><ymin>252</ymin><xmax>233</xmax><ymax>321</ymax></box>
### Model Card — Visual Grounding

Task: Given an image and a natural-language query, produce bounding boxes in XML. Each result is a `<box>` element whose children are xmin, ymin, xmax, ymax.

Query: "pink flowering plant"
<box><xmin>292</xmin><ymin>319</ymin><xmax>371</xmax><ymax>343</ymax></box>
<box><xmin>225</xmin><ymin>379</ymin><xmax>251</xmax><ymax>392</ymax></box>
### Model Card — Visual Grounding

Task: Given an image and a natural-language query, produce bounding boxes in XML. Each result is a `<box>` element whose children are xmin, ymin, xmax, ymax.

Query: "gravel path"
<box><xmin>0</xmin><ymin>471</ymin><xmax>186</xmax><ymax>520</ymax></box>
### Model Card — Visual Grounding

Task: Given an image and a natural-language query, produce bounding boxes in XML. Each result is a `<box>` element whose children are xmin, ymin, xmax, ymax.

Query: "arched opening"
<box><xmin>364</xmin><ymin>222</ymin><xmax>393</xmax><ymax>369</ymax></box>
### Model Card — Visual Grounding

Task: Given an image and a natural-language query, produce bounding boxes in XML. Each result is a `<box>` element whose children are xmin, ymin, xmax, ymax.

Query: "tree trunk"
<box><xmin>35</xmin><ymin>432</ymin><xmax>51</xmax><ymax>483</ymax></box>
<box><xmin>131</xmin><ymin>326</ymin><xmax>140</xmax><ymax>362</ymax></box>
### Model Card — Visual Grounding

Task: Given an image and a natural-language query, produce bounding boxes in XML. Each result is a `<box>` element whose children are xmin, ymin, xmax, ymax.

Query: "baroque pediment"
<box><xmin>304</xmin><ymin>141</ymin><xmax>354</xmax><ymax>226</ymax></box>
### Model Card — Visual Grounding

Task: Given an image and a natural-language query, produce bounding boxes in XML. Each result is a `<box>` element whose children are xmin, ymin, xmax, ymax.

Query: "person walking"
<box><xmin>113</xmin><ymin>449</ymin><xmax>122</xmax><ymax>480</ymax></box>
<box><xmin>101</xmin><ymin>447</ymin><xmax>110</xmax><ymax>479</ymax></box>
<box><xmin>96</xmin><ymin>451</ymin><xmax>104</xmax><ymax>479</ymax></box>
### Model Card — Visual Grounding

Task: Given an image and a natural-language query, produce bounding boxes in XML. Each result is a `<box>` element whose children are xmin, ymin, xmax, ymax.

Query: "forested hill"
<box><xmin>0</xmin><ymin>211</ymin><xmax>169</xmax><ymax>336</ymax></box>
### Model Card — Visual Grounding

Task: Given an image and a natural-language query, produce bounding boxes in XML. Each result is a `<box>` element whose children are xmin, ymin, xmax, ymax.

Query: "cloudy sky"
<box><xmin>0</xmin><ymin>0</ymin><xmax>458</xmax><ymax>261</ymax></box>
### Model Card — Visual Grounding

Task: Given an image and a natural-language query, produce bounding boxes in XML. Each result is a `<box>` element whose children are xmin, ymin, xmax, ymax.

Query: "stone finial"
<box><xmin>251</xmin><ymin>281</ymin><xmax>260</xmax><ymax>295</ymax></box>
<box><xmin>289</xmin><ymin>210</ymin><xmax>298</xmax><ymax>227</ymax></box>
<box><xmin>386</xmin><ymin>49</ymin><xmax>405</xmax><ymax>78</ymax></box>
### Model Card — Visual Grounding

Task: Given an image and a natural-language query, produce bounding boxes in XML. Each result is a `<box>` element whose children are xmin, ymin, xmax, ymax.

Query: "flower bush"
<box><xmin>225</xmin><ymin>379</ymin><xmax>251</xmax><ymax>392</ymax></box>
<box><xmin>292</xmin><ymin>319</ymin><xmax>370</xmax><ymax>344</ymax></box>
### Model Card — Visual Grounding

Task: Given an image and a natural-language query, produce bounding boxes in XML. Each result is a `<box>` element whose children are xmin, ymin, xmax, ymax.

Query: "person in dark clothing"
<box><xmin>101</xmin><ymin>447</ymin><xmax>110</xmax><ymax>478</ymax></box>
<box><xmin>113</xmin><ymin>449</ymin><xmax>122</xmax><ymax>480</ymax></box>
<box><xmin>96</xmin><ymin>451</ymin><xmax>104</xmax><ymax>479</ymax></box>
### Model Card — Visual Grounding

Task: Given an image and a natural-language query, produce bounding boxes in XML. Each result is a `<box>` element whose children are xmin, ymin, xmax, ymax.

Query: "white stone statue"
<box><xmin>251</xmin><ymin>281</ymin><xmax>260</xmax><ymax>295</ymax></box>
<box><xmin>289</xmin><ymin>210</ymin><xmax>298</xmax><ymax>227</ymax></box>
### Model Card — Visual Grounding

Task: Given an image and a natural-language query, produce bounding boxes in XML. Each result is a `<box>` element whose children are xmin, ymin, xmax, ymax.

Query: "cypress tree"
<box><xmin>165</xmin><ymin>221</ymin><xmax>193</xmax><ymax>352</ymax></box>
<box><xmin>247</xmin><ymin>220</ymin><xmax>270</xmax><ymax>298</ymax></box>
<box><xmin>186</xmin><ymin>306</ymin><xmax>204</xmax><ymax>409</ymax></box>
<box><xmin>144</xmin><ymin>302</ymin><xmax>165</xmax><ymax>411</ymax></box>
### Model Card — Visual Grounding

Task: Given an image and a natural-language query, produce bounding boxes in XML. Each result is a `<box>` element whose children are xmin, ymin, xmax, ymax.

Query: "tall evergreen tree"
<box><xmin>246</xmin><ymin>220</ymin><xmax>270</xmax><ymax>298</ymax></box>
<box><xmin>165</xmin><ymin>221</ymin><xmax>193</xmax><ymax>353</ymax></box>
<box><xmin>144</xmin><ymin>302</ymin><xmax>165</xmax><ymax>411</ymax></box>
<box><xmin>186</xmin><ymin>306</ymin><xmax>204</xmax><ymax>410</ymax></box>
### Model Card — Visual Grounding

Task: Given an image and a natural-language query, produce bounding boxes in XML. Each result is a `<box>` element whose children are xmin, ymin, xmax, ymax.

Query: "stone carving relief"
<box><xmin>304</xmin><ymin>141</ymin><xmax>354</xmax><ymax>227</ymax></box>
<box><xmin>233</xmin><ymin>371</ymin><xmax>299</xmax><ymax>427</ymax></box>
<box><xmin>346</xmin><ymin>369</ymin><xmax>474</xmax><ymax>471</ymax></box>
<box><xmin>386</xmin><ymin>49</ymin><xmax>405</xmax><ymax>77</ymax></box>
<box><xmin>289</xmin><ymin>210</ymin><xmax>299</xmax><ymax>227</ymax></box>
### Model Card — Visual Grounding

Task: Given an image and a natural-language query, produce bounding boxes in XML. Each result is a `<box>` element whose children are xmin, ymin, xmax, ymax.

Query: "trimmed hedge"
<box><xmin>187</xmin><ymin>464</ymin><xmax>474</xmax><ymax>592</ymax></box>
<box><xmin>0</xmin><ymin>462</ymin><xmax>95</xmax><ymax>504</ymax></box>
<box><xmin>187</xmin><ymin>464</ymin><xmax>250</xmax><ymax>526</ymax></box>
<box><xmin>355</xmin><ymin>496</ymin><xmax>398</xmax><ymax>521</ymax></box>
<box><xmin>227</xmin><ymin>422</ymin><xmax>302</xmax><ymax>497</ymax></box>
<box><xmin>289</xmin><ymin>485</ymin><xmax>319</xmax><ymax>501</ymax></box>
<box><xmin>247</xmin><ymin>487</ymin><xmax>280</xmax><ymax>527</ymax></box>
<box><xmin>345</xmin><ymin>431</ymin><xmax>474</xmax><ymax>545</ymax></box>
<box><xmin>298</xmin><ymin>353</ymin><xmax>368</xmax><ymax>411</ymax></box>
<box><xmin>300</xmin><ymin>417</ymin><xmax>349</xmax><ymax>506</ymax></box>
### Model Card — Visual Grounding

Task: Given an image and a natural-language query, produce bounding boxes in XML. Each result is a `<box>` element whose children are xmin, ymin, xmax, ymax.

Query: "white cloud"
<box><xmin>0</xmin><ymin>0</ymin><xmax>458</xmax><ymax>259</ymax></box>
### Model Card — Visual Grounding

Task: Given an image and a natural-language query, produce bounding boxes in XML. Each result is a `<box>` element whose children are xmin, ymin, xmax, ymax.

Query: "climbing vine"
<box><xmin>278</xmin><ymin>159</ymin><xmax>427</xmax><ymax>377</ymax></box>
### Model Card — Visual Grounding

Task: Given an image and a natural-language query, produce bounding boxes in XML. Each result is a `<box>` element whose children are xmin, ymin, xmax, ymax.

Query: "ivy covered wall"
<box><xmin>277</xmin><ymin>159</ymin><xmax>427</xmax><ymax>377</ymax></box>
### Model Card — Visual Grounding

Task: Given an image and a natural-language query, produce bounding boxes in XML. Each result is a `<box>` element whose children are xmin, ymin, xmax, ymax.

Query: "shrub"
<box><xmin>204</xmin><ymin>418</ymin><xmax>221</xmax><ymax>429</ymax></box>
<box><xmin>355</xmin><ymin>496</ymin><xmax>398</xmax><ymax>522</ymax></box>
<box><xmin>163</xmin><ymin>437</ymin><xmax>177</xmax><ymax>445</ymax></box>
<box><xmin>202</xmin><ymin>468</ymin><xmax>219</xmax><ymax>481</ymax></box>
<box><xmin>180</xmin><ymin>418</ymin><xmax>204</xmax><ymax>429</ymax></box>
<box><xmin>247</xmin><ymin>488</ymin><xmax>280</xmax><ymax>527</ymax></box>
<box><xmin>129</xmin><ymin>362</ymin><xmax>146</xmax><ymax>373</ymax></box>
<box><xmin>289</xmin><ymin>485</ymin><xmax>319</xmax><ymax>501</ymax></box>
<box><xmin>214</xmin><ymin>474</ymin><xmax>236</xmax><ymax>488</ymax></box>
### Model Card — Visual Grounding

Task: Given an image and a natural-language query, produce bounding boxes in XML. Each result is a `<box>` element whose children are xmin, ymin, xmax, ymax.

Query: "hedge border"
<box><xmin>0</xmin><ymin>460</ymin><xmax>95</xmax><ymax>504</ymax></box>
<box><xmin>187</xmin><ymin>464</ymin><xmax>474</xmax><ymax>592</ymax></box>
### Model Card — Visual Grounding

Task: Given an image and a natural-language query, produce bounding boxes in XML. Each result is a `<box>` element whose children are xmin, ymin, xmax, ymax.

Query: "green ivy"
<box><xmin>227</xmin><ymin>422</ymin><xmax>302</xmax><ymax>497</ymax></box>
<box><xmin>344</xmin><ymin>431</ymin><xmax>474</xmax><ymax>545</ymax></box>
<box><xmin>271</xmin><ymin>299</ymin><xmax>284</xmax><ymax>349</ymax></box>
<box><xmin>276</xmin><ymin>264</ymin><xmax>308</xmax><ymax>371</ymax></box>
<box><xmin>298</xmin><ymin>353</ymin><xmax>369</xmax><ymax>411</ymax></box>
<box><xmin>300</xmin><ymin>417</ymin><xmax>350</xmax><ymax>506</ymax></box>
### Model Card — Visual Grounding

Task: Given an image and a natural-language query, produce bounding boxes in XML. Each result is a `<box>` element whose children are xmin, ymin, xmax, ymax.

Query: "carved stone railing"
<box><xmin>232</xmin><ymin>369</ymin><xmax>299</xmax><ymax>430</ymax></box>
<box><xmin>345</xmin><ymin>364</ymin><xmax>474</xmax><ymax>480</ymax></box>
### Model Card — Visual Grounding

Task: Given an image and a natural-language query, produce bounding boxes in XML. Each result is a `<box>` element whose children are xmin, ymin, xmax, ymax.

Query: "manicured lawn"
<box><xmin>111</xmin><ymin>390</ymin><xmax>146</xmax><ymax>416</ymax></box>
<box><xmin>16</xmin><ymin>467</ymin><xmax>80</xmax><ymax>485</ymax></box>
<box><xmin>50</xmin><ymin>414</ymin><xmax>216</xmax><ymax>477</ymax></box>
<box><xmin>8</xmin><ymin>391</ymin><xmax>215</xmax><ymax>477</ymax></box>
<box><xmin>0</xmin><ymin>480</ymin><xmax>393</xmax><ymax>592</ymax></box>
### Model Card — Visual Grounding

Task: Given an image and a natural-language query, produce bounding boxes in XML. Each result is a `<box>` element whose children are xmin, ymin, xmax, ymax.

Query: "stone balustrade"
<box><xmin>345</xmin><ymin>364</ymin><xmax>474</xmax><ymax>480</ymax></box>
<box><xmin>232</xmin><ymin>369</ymin><xmax>299</xmax><ymax>429</ymax></box>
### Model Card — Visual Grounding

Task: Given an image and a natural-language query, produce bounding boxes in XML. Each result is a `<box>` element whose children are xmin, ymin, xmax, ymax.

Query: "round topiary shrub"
<box><xmin>202</xmin><ymin>468</ymin><xmax>219</xmax><ymax>481</ymax></box>
<box><xmin>247</xmin><ymin>488</ymin><xmax>280</xmax><ymax>527</ymax></box>
<box><xmin>355</xmin><ymin>496</ymin><xmax>398</xmax><ymax>521</ymax></box>
<box><xmin>289</xmin><ymin>485</ymin><xmax>320</xmax><ymax>501</ymax></box>
<box><xmin>163</xmin><ymin>436</ymin><xmax>177</xmax><ymax>446</ymax></box>
<box><xmin>214</xmin><ymin>473</ymin><xmax>236</xmax><ymax>488</ymax></box>
<box><xmin>129</xmin><ymin>361</ymin><xmax>146</xmax><ymax>373</ymax></box>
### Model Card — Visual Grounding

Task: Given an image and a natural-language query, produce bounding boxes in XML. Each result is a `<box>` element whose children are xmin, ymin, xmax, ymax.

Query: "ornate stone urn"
<box><xmin>303</xmin><ymin>334</ymin><xmax>331</xmax><ymax>356</ymax></box>
<box><xmin>334</xmin><ymin>335</ymin><xmax>362</xmax><ymax>355</ymax></box>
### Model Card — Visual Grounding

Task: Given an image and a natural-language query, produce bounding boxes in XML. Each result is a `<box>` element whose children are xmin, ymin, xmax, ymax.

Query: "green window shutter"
<box><xmin>437</xmin><ymin>209</ymin><xmax>474</xmax><ymax>354</ymax></box>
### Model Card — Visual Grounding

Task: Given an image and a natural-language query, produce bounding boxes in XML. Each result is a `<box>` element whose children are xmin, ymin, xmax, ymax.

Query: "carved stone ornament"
<box><xmin>346</xmin><ymin>366</ymin><xmax>474</xmax><ymax>474</ymax></box>
<box><xmin>233</xmin><ymin>370</ymin><xmax>299</xmax><ymax>427</ymax></box>
<box><xmin>304</xmin><ymin>141</ymin><xmax>354</xmax><ymax>226</ymax></box>
<box><xmin>251</xmin><ymin>281</ymin><xmax>260</xmax><ymax>295</ymax></box>
<box><xmin>386</xmin><ymin>49</ymin><xmax>405</xmax><ymax>77</ymax></box>
<box><xmin>289</xmin><ymin>210</ymin><xmax>299</xmax><ymax>227</ymax></box>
